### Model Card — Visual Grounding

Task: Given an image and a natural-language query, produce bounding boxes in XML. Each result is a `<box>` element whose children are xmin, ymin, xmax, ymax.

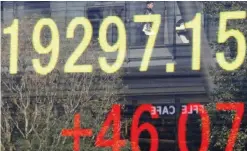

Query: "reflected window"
<box><xmin>128</xmin><ymin>2</ymin><xmax>191</xmax><ymax>47</ymax></box>
<box><xmin>1</xmin><ymin>2</ymin><xmax>3</xmax><ymax>22</ymax></box>
<box><xmin>164</xmin><ymin>2</ymin><xmax>191</xmax><ymax>45</ymax></box>
<box><xmin>110</xmin><ymin>6</ymin><xmax>125</xmax><ymax>44</ymax></box>
<box><xmin>87</xmin><ymin>7</ymin><xmax>103</xmax><ymax>40</ymax></box>
<box><xmin>175</xmin><ymin>19</ymin><xmax>190</xmax><ymax>44</ymax></box>
<box><xmin>87</xmin><ymin>5</ymin><xmax>125</xmax><ymax>43</ymax></box>
<box><xmin>24</xmin><ymin>2</ymin><xmax>51</xmax><ymax>17</ymax></box>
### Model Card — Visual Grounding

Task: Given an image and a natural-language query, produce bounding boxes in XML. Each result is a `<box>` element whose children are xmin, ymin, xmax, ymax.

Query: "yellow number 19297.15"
<box><xmin>3</xmin><ymin>11</ymin><xmax>246</xmax><ymax>75</ymax></box>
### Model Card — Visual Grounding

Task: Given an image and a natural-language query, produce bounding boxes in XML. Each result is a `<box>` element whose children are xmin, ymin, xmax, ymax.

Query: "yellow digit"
<box><xmin>32</xmin><ymin>18</ymin><xmax>59</xmax><ymax>75</ymax></box>
<box><xmin>65</xmin><ymin>17</ymin><xmax>93</xmax><ymax>73</ymax></box>
<box><xmin>98</xmin><ymin>16</ymin><xmax>126</xmax><ymax>73</ymax></box>
<box><xmin>184</xmin><ymin>13</ymin><xmax>201</xmax><ymax>71</ymax></box>
<box><xmin>3</xmin><ymin>19</ymin><xmax>19</xmax><ymax>74</ymax></box>
<box><xmin>217</xmin><ymin>11</ymin><xmax>246</xmax><ymax>71</ymax></box>
<box><xmin>134</xmin><ymin>14</ymin><xmax>161</xmax><ymax>71</ymax></box>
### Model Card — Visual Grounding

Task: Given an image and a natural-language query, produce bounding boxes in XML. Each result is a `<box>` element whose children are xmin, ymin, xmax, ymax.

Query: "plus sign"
<box><xmin>62</xmin><ymin>113</ymin><xmax>93</xmax><ymax>151</ymax></box>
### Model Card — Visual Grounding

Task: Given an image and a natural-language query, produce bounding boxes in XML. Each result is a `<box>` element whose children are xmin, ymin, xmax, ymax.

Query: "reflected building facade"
<box><xmin>1</xmin><ymin>2</ymin><xmax>219</xmax><ymax>150</ymax></box>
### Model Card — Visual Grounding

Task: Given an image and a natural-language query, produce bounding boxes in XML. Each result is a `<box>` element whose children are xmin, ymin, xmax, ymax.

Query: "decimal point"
<box><xmin>166</xmin><ymin>63</ymin><xmax>175</xmax><ymax>73</ymax></box>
